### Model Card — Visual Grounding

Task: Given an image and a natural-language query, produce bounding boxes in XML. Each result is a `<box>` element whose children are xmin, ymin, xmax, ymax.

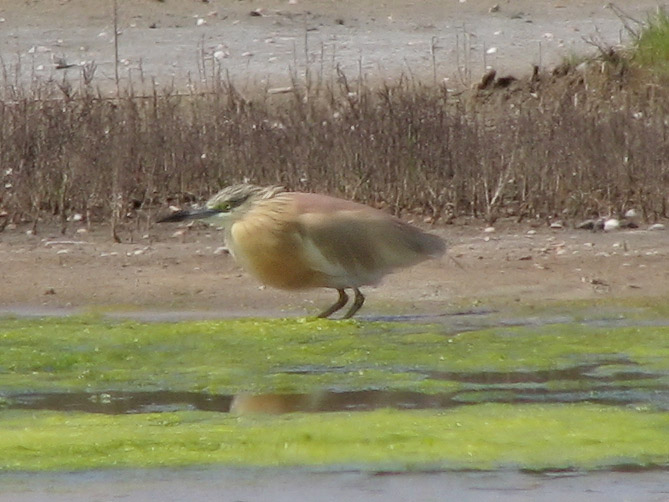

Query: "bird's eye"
<box><xmin>218</xmin><ymin>202</ymin><xmax>232</xmax><ymax>212</ymax></box>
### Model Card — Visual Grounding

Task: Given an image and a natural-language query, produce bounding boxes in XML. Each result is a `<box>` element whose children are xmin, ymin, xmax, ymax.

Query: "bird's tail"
<box><xmin>420</xmin><ymin>232</ymin><xmax>447</xmax><ymax>258</ymax></box>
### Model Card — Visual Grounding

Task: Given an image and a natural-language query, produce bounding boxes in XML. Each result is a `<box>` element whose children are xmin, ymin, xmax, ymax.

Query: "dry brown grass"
<box><xmin>0</xmin><ymin>61</ymin><xmax>668</xmax><ymax>237</ymax></box>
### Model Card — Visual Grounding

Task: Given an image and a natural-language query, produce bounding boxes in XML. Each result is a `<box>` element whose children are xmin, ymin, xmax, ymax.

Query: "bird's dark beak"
<box><xmin>157</xmin><ymin>207</ymin><xmax>220</xmax><ymax>223</ymax></box>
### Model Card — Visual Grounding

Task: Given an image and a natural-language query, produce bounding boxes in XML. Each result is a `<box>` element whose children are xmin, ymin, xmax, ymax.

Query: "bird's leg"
<box><xmin>317</xmin><ymin>288</ymin><xmax>349</xmax><ymax>318</ymax></box>
<box><xmin>342</xmin><ymin>288</ymin><xmax>365</xmax><ymax>319</ymax></box>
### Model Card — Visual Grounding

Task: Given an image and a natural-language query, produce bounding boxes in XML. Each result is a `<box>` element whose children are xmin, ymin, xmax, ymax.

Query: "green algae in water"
<box><xmin>2</xmin><ymin>316</ymin><xmax>669</xmax><ymax>471</ymax></box>
<box><xmin>2</xmin><ymin>316</ymin><xmax>669</xmax><ymax>395</ymax></box>
<box><xmin>1</xmin><ymin>316</ymin><xmax>669</xmax><ymax>396</ymax></box>
<box><xmin>1</xmin><ymin>404</ymin><xmax>668</xmax><ymax>471</ymax></box>
<box><xmin>0</xmin><ymin>316</ymin><xmax>442</xmax><ymax>394</ymax></box>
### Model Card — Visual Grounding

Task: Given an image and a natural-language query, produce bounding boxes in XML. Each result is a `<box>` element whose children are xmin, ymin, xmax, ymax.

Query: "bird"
<box><xmin>158</xmin><ymin>184</ymin><xmax>446</xmax><ymax>319</ymax></box>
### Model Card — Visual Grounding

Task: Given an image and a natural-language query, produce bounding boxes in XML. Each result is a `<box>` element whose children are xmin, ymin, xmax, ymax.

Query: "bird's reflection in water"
<box><xmin>229</xmin><ymin>390</ymin><xmax>453</xmax><ymax>415</ymax></box>
<box><xmin>230</xmin><ymin>392</ymin><xmax>327</xmax><ymax>415</ymax></box>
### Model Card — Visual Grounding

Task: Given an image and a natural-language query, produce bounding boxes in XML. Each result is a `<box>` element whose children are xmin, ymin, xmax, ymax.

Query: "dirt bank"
<box><xmin>1</xmin><ymin>221</ymin><xmax>667</xmax><ymax>318</ymax></box>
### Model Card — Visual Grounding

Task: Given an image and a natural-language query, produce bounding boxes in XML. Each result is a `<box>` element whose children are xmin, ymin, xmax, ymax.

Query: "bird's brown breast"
<box><xmin>228</xmin><ymin>198</ymin><xmax>329</xmax><ymax>290</ymax></box>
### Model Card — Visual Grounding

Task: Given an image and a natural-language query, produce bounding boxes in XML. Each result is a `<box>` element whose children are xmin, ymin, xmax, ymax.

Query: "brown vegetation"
<box><xmin>0</xmin><ymin>58</ymin><xmax>668</xmax><ymax>238</ymax></box>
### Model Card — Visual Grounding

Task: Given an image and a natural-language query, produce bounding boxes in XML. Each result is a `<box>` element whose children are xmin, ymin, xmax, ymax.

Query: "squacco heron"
<box><xmin>158</xmin><ymin>184</ymin><xmax>445</xmax><ymax>318</ymax></box>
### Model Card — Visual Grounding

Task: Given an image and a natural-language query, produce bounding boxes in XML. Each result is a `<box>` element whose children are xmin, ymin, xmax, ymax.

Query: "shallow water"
<box><xmin>3</xmin><ymin>302</ymin><xmax>669</xmax><ymax>327</ymax></box>
<box><xmin>3</xmin><ymin>307</ymin><xmax>669</xmax><ymax>416</ymax></box>
<box><xmin>2</xmin><ymin>468</ymin><xmax>669</xmax><ymax>502</ymax></box>
<box><xmin>2</xmin><ymin>308</ymin><xmax>669</xmax><ymax>474</ymax></box>
<box><xmin>6</xmin><ymin>355</ymin><xmax>669</xmax><ymax>415</ymax></box>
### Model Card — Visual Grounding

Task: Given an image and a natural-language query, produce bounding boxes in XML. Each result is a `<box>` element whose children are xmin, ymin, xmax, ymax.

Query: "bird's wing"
<box><xmin>292</xmin><ymin>195</ymin><xmax>444</xmax><ymax>286</ymax></box>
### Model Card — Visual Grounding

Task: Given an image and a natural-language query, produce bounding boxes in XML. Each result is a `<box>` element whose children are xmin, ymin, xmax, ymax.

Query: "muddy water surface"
<box><xmin>2</xmin><ymin>468</ymin><xmax>669</xmax><ymax>502</ymax></box>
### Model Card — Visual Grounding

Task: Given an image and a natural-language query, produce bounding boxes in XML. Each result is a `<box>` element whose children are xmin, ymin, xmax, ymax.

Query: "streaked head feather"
<box><xmin>206</xmin><ymin>184</ymin><xmax>285</xmax><ymax>213</ymax></box>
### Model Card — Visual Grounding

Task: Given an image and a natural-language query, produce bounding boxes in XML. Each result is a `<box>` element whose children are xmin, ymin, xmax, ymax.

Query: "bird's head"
<box><xmin>157</xmin><ymin>184</ymin><xmax>285</xmax><ymax>226</ymax></box>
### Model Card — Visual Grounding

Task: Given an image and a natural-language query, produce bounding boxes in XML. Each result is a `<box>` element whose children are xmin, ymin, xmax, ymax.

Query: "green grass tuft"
<box><xmin>634</xmin><ymin>9</ymin><xmax>669</xmax><ymax>73</ymax></box>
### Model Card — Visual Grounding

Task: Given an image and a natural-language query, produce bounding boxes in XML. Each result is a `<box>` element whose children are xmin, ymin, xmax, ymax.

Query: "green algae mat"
<box><xmin>1</xmin><ymin>316</ymin><xmax>669</xmax><ymax>472</ymax></box>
